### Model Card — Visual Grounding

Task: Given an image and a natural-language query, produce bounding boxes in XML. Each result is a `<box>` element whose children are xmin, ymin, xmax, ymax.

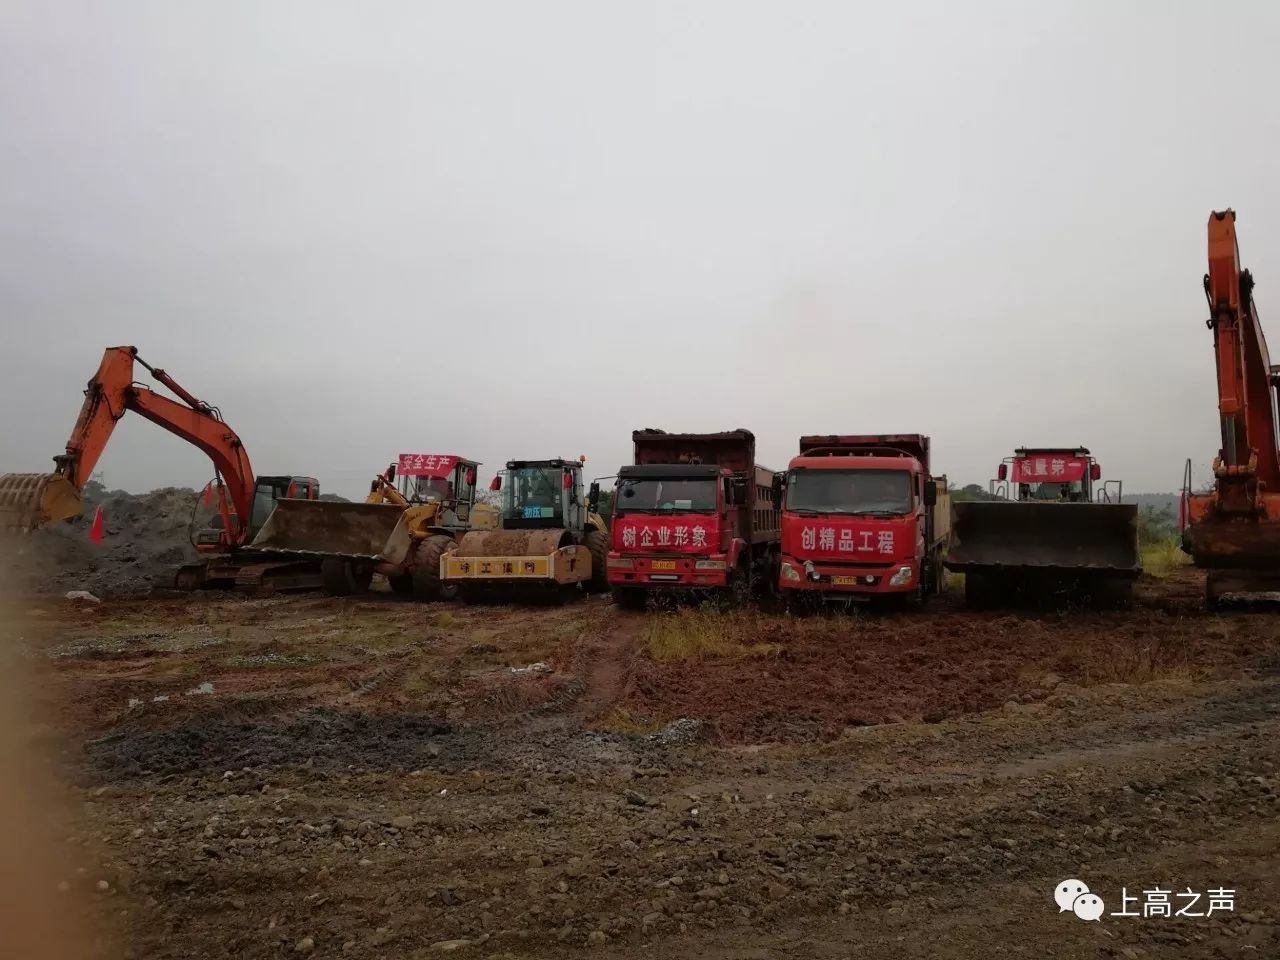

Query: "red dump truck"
<box><xmin>593</xmin><ymin>428</ymin><xmax>779</xmax><ymax>609</ymax></box>
<box><xmin>775</xmin><ymin>434</ymin><xmax>950</xmax><ymax>605</ymax></box>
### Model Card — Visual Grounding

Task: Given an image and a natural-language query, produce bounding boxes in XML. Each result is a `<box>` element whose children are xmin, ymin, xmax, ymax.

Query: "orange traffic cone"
<box><xmin>88</xmin><ymin>505</ymin><xmax>104</xmax><ymax>545</ymax></box>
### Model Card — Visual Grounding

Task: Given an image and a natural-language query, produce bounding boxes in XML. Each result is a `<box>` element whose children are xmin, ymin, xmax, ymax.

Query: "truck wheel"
<box><xmin>612</xmin><ymin>586</ymin><xmax>647</xmax><ymax>611</ymax></box>
<box><xmin>582</xmin><ymin>529</ymin><xmax>610</xmax><ymax>593</ymax></box>
<box><xmin>322</xmin><ymin>558</ymin><xmax>372</xmax><ymax>596</ymax></box>
<box><xmin>727</xmin><ymin>564</ymin><xmax>751</xmax><ymax>607</ymax></box>
<box><xmin>412</xmin><ymin>535</ymin><xmax>458</xmax><ymax>602</ymax></box>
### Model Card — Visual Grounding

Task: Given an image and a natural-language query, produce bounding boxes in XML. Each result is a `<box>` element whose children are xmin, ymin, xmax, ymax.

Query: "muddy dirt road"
<box><xmin>5</xmin><ymin>570</ymin><xmax>1280</xmax><ymax>958</ymax></box>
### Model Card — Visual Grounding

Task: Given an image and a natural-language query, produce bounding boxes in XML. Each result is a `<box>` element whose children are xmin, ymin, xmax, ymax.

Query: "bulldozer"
<box><xmin>441</xmin><ymin>457</ymin><xmax>610</xmax><ymax>602</ymax></box>
<box><xmin>249</xmin><ymin>454</ymin><xmax>496</xmax><ymax>599</ymax></box>
<box><xmin>945</xmin><ymin>447</ymin><xmax>1140</xmax><ymax>607</ymax></box>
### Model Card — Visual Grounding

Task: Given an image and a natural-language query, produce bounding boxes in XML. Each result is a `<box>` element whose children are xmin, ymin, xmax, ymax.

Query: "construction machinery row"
<box><xmin>3</xmin><ymin>209</ymin><xmax>1277</xmax><ymax>610</ymax></box>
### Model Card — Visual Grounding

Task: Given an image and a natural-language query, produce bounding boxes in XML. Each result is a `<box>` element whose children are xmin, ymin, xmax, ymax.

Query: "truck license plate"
<box><xmin>650</xmin><ymin>560</ymin><xmax>676</xmax><ymax>571</ymax></box>
<box><xmin>831</xmin><ymin>575</ymin><xmax>858</xmax><ymax>586</ymax></box>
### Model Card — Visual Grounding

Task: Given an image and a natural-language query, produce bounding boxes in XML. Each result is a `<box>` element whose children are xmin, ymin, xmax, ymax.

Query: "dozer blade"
<box><xmin>248</xmin><ymin>500</ymin><xmax>412</xmax><ymax>563</ymax></box>
<box><xmin>0</xmin><ymin>473</ymin><xmax>81</xmax><ymax>532</ymax></box>
<box><xmin>947</xmin><ymin>501</ymin><xmax>1140</xmax><ymax>576</ymax></box>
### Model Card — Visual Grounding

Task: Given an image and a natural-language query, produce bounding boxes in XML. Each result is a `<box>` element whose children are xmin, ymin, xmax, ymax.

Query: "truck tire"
<box><xmin>412</xmin><ymin>535</ymin><xmax>458</xmax><ymax>601</ymax></box>
<box><xmin>583</xmin><ymin>529</ymin><xmax>610</xmax><ymax>593</ymax></box>
<box><xmin>726</xmin><ymin>561</ymin><xmax>751</xmax><ymax>607</ymax></box>
<box><xmin>612</xmin><ymin>586</ymin><xmax>647</xmax><ymax>611</ymax></box>
<box><xmin>322</xmin><ymin>558</ymin><xmax>372</xmax><ymax>596</ymax></box>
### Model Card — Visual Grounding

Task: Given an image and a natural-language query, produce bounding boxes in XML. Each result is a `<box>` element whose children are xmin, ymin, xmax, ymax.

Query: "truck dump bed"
<box><xmin>798</xmin><ymin>434</ymin><xmax>930</xmax><ymax>469</ymax></box>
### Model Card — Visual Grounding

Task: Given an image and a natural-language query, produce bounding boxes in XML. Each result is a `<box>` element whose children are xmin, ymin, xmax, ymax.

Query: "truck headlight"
<box><xmin>695</xmin><ymin>559</ymin><xmax>727</xmax><ymax>570</ymax></box>
<box><xmin>607</xmin><ymin>557</ymin><xmax>634</xmax><ymax>569</ymax></box>
<box><xmin>780</xmin><ymin>562</ymin><xmax>802</xmax><ymax>582</ymax></box>
<box><xmin>889</xmin><ymin>565</ymin><xmax>913</xmax><ymax>586</ymax></box>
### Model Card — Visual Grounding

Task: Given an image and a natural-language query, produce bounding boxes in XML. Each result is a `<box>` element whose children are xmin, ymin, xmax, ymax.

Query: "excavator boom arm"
<box><xmin>1206</xmin><ymin>210</ymin><xmax>1280</xmax><ymax>485</ymax></box>
<box><xmin>1</xmin><ymin>345</ymin><xmax>256</xmax><ymax>535</ymax></box>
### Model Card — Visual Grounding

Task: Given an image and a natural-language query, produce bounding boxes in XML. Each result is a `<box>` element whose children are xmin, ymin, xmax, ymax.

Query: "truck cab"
<box><xmin>777</xmin><ymin>435</ymin><xmax>948</xmax><ymax>602</ymax></box>
<box><xmin>602</xmin><ymin>428</ymin><xmax>778</xmax><ymax>608</ymax></box>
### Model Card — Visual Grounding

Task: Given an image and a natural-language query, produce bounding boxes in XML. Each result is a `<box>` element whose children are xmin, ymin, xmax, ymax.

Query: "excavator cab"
<box><xmin>194</xmin><ymin>474</ymin><xmax>319</xmax><ymax>551</ymax></box>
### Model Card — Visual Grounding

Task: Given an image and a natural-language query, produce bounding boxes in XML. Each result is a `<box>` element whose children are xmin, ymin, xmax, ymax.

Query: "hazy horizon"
<box><xmin>5</xmin><ymin>2</ymin><xmax>1278</xmax><ymax>501</ymax></box>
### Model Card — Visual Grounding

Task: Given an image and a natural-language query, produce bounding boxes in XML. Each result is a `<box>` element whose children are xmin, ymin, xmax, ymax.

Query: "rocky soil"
<box><xmin>3</xmin><ymin>568</ymin><xmax>1278</xmax><ymax>958</ymax></box>
<box><xmin>1</xmin><ymin>484</ymin><xmax>202</xmax><ymax>597</ymax></box>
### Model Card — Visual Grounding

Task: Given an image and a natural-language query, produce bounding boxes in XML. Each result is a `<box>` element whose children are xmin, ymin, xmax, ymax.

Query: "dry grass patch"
<box><xmin>1053</xmin><ymin>638</ymin><xmax>1206</xmax><ymax>687</ymax></box>
<box><xmin>643</xmin><ymin>609</ymin><xmax>781</xmax><ymax>662</ymax></box>
<box><xmin>1142</xmin><ymin>537</ymin><xmax>1190</xmax><ymax>578</ymax></box>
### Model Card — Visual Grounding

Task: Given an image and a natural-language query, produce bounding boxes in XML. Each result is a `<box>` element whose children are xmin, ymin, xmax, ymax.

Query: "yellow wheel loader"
<box><xmin>249</xmin><ymin>454</ymin><xmax>497</xmax><ymax>600</ymax></box>
<box><xmin>442</xmin><ymin>457</ymin><xmax>610</xmax><ymax>603</ymax></box>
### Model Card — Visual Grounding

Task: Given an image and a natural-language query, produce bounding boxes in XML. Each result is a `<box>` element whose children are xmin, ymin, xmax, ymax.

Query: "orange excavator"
<box><xmin>0</xmin><ymin>345</ymin><xmax>324</xmax><ymax>592</ymax></box>
<box><xmin>1183</xmin><ymin>210</ymin><xmax>1280</xmax><ymax>606</ymax></box>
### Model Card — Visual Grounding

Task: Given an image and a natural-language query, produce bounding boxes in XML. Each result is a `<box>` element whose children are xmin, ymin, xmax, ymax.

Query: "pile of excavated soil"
<box><xmin>1</xmin><ymin>486</ymin><xmax>203</xmax><ymax>597</ymax></box>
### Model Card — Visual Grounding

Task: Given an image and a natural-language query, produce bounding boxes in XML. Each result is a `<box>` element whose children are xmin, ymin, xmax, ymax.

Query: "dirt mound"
<box><xmin>1</xmin><ymin>485</ymin><xmax>203</xmax><ymax>597</ymax></box>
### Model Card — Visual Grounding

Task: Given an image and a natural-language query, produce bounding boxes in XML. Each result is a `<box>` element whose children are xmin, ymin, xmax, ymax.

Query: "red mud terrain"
<box><xmin>3</xmin><ymin>568</ymin><xmax>1279</xmax><ymax>959</ymax></box>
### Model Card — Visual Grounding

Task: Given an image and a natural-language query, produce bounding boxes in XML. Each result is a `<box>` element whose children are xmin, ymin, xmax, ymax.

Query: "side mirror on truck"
<box><xmin>588</xmin><ymin>481</ymin><xmax>600</xmax><ymax>512</ymax></box>
<box><xmin>1090</xmin><ymin>463</ymin><xmax>1102</xmax><ymax>482</ymax></box>
<box><xmin>730</xmin><ymin>476</ymin><xmax>748</xmax><ymax>505</ymax></box>
<box><xmin>923</xmin><ymin>481</ymin><xmax>937</xmax><ymax>508</ymax></box>
<box><xmin>385</xmin><ymin>463</ymin><xmax>397</xmax><ymax>482</ymax></box>
<box><xmin>771</xmin><ymin>472</ymin><xmax>785</xmax><ymax>504</ymax></box>
<box><xmin>997</xmin><ymin>463</ymin><xmax>1008</xmax><ymax>482</ymax></box>
<box><xmin>490</xmin><ymin>475</ymin><xmax>502</xmax><ymax>491</ymax></box>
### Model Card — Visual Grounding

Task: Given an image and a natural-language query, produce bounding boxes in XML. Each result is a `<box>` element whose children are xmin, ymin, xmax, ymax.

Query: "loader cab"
<box><xmin>384</xmin><ymin>455</ymin><xmax>480</xmax><ymax>529</ymax></box>
<box><xmin>992</xmin><ymin>448</ymin><xmax>1120</xmax><ymax>504</ymax></box>
<box><xmin>493</xmin><ymin>458</ymin><xmax>586</xmax><ymax>532</ymax></box>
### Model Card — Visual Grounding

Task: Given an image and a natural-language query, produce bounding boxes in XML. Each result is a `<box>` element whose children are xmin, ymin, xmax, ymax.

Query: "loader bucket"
<box><xmin>248</xmin><ymin>500</ymin><xmax>411</xmax><ymax>563</ymax></box>
<box><xmin>0</xmin><ymin>473</ymin><xmax>82</xmax><ymax>532</ymax></box>
<box><xmin>947</xmin><ymin>501</ymin><xmax>1140</xmax><ymax>576</ymax></box>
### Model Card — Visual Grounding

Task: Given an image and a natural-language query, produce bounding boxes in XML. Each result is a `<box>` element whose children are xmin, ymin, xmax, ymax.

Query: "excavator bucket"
<box><xmin>0</xmin><ymin>473</ymin><xmax>82</xmax><ymax>532</ymax></box>
<box><xmin>948</xmin><ymin>501</ymin><xmax>1140</xmax><ymax>576</ymax></box>
<box><xmin>248</xmin><ymin>500</ymin><xmax>413</xmax><ymax>564</ymax></box>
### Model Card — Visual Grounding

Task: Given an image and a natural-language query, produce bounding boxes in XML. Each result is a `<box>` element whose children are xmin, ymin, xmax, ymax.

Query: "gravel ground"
<box><xmin>3</xmin><ymin>568</ymin><xmax>1278</xmax><ymax>958</ymax></box>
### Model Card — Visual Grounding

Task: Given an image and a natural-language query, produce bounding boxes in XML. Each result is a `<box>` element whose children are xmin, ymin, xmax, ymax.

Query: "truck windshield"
<box><xmin>502</xmin><ymin>467</ymin><xmax>564</xmax><ymax>522</ymax></box>
<box><xmin>786</xmin><ymin>469</ymin><xmax>912</xmax><ymax>515</ymax></box>
<box><xmin>615</xmin><ymin>477</ymin><xmax>717</xmax><ymax>513</ymax></box>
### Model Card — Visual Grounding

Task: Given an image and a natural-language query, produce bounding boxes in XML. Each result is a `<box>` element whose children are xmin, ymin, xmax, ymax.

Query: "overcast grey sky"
<box><xmin>3</xmin><ymin>1</ymin><xmax>1278</xmax><ymax>499</ymax></box>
